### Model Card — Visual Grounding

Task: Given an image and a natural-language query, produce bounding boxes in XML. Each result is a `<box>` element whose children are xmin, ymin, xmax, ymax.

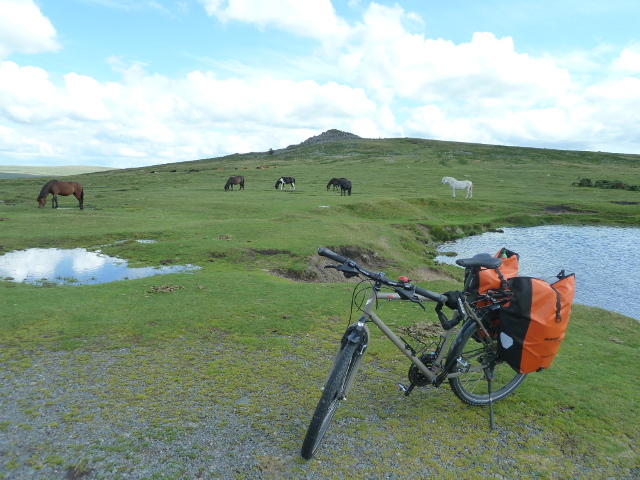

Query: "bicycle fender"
<box><xmin>341</xmin><ymin>322</ymin><xmax>369</xmax><ymax>349</ymax></box>
<box><xmin>347</xmin><ymin>330</ymin><xmax>362</xmax><ymax>343</ymax></box>
<box><xmin>434</xmin><ymin>319</ymin><xmax>477</xmax><ymax>387</ymax></box>
<box><xmin>448</xmin><ymin>319</ymin><xmax>477</xmax><ymax>359</ymax></box>
<box><xmin>341</xmin><ymin>323</ymin><xmax>369</xmax><ymax>397</ymax></box>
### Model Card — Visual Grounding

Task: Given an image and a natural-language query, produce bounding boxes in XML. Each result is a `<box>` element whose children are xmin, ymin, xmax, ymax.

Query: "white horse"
<box><xmin>441</xmin><ymin>176</ymin><xmax>473</xmax><ymax>198</ymax></box>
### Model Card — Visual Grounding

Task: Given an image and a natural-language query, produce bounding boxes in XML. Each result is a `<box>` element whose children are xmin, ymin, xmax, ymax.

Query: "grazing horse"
<box><xmin>224</xmin><ymin>175</ymin><xmax>245</xmax><ymax>191</ymax></box>
<box><xmin>37</xmin><ymin>180</ymin><xmax>84</xmax><ymax>210</ymax></box>
<box><xmin>338</xmin><ymin>178</ymin><xmax>352</xmax><ymax>196</ymax></box>
<box><xmin>275</xmin><ymin>177</ymin><xmax>295</xmax><ymax>190</ymax></box>
<box><xmin>441</xmin><ymin>176</ymin><xmax>473</xmax><ymax>198</ymax></box>
<box><xmin>326</xmin><ymin>177</ymin><xmax>347</xmax><ymax>191</ymax></box>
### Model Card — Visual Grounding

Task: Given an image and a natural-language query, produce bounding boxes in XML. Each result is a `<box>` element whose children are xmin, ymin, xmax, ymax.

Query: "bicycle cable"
<box><xmin>348</xmin><ymin>279</ymin><xmax>373</xmax><ymax>325</ymax></box>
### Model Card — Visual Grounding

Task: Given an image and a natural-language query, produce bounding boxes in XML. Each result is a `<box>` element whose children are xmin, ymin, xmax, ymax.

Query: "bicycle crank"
<box><xmin>397</xmin><ymin>353</ymin><xmax>437</xmax><ymax>396</ymax></box>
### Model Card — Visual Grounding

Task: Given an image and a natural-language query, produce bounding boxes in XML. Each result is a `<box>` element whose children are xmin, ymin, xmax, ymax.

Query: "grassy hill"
<box><xmin>2</xmin><ymin>135</ymin><xmax>637</xmax><ymax>265</ymax></box>
<box><xmin>0</xmin><ymin>135</ymin><xmax>638</xmax><ymax>478</ymax></box>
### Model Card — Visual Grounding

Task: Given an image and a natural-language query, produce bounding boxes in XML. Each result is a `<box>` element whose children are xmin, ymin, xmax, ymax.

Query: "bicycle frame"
<box><xmin>303</xmin><ymin>248</ymin><xmax>528</xmax><ymax>459</ymax></box>
<box><xmin>338</xmin><ymin>280</ymin><xmax>494</xmax><ymax>399</ymax></box>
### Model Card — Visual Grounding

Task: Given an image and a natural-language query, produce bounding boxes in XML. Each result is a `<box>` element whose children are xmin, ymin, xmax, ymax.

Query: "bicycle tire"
<box><xmin>300</xmin><ymin>340</ymin><xmax>360</xmax><ymax>460</ymax></box>
<box><xmin>448</xmin><ymin>320</ymin><xmax>527</xmax><ymax>406</ymax></box>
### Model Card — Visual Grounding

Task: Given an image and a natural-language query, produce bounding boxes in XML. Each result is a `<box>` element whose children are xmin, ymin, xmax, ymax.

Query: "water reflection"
<box><xmin>0</xmin><ymin>248</ymin><xmax>200</xmax><ymax>285</ymax></box>
<box><xmin>436</xmin><ymin>226</ymin><xmax>640</xmax><ymax>320</ymax></box>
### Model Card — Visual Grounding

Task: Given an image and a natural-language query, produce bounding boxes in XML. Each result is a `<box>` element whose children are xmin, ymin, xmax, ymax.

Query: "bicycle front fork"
<box><xmin>327</xmin><ymin>320</ymin><xmax>369</xmax><ymax>400</ymax></box>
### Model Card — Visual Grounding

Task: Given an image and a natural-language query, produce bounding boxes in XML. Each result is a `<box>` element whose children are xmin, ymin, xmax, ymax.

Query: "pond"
<box><xmin>0</xmin><ymin>247</ymin><xmax>200</xmax><ymax>285</ymax></box>
<box><xmin>435</xmin><ymin>225</ymin><xmax>640</xmax><ymax>321</ymax></box>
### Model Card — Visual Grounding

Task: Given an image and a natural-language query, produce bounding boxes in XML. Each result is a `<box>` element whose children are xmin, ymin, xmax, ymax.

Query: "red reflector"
<box><xmin>398</xmin><ymin>276</ymin><xmax>409</xmax><ymax>282</ymax></box>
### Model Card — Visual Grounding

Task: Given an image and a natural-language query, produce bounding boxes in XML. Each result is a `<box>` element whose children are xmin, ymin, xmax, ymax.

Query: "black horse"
<box><xmin>338</xmin><ymin>178</ymin><xmax>352</xmax><ymax>196</ymax></box>
<box><xmin>275</xmin><ymin>177</ymin><xmax>295</xmax><ymax>190</ymax></box>
<box><xmin>326</xmin><ymin>177</ymin><xmax>347</xmax><ymax>191</ymax></box>
<box><xmin>224</xmin><ymin>175</ymin><xmax>244</xmax><ymax>191</ymax></box>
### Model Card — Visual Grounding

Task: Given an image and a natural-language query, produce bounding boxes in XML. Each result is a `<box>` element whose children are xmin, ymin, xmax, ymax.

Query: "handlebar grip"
<box><xmin>318</xmin><ymin>247</ymin><xmax>348</xmax><ymax>264</ymax></box>
<box><xmin>414</xmin><ymin>286</ymin><xmax>447</xmax><ymax>304</ymax></box>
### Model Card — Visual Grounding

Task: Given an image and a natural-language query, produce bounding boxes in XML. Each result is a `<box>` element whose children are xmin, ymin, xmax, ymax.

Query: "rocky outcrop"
<box><xmin>271</xmin><ymin>129</ymin><xmax>362</xmax><ymax>155</ymax></box>
<box><xmin>297</xmin><ymin>129</ymin><xmax>361</xmax><ymax>147</ymax></box>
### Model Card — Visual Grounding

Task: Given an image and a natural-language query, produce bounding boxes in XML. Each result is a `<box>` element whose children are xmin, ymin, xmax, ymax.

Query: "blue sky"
<box><xmin>1</xmin><ymin>0</ymin><xmax>639</xmax><ymax>168</ymax></box>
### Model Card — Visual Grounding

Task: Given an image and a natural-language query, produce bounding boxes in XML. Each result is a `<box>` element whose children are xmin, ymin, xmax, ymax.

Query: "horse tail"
<box><xmin>78</xmin><ymin>184</ymin><xmax>85</xmax><ymax>210</ymax></box>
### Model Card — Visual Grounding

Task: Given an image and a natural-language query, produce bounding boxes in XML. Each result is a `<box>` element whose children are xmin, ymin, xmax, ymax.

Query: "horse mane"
<box><xmin>37</xmin><ymin>180</ymin><xmax>57</xmax><ymax>200</ymax></box>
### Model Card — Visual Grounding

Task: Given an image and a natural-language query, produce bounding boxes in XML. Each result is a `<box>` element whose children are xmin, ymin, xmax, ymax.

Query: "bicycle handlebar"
<box><xmin>318</xmin><ymin>247</ymin><xmax>447</xmax><ymax>304</ymax></box>
<box><xmin>318</xmin><ymin>247</ymin><xmax>347</xmax><ymax>264</ymax></box>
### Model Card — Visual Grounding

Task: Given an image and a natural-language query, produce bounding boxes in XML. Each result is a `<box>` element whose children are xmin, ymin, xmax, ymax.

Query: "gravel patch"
<box><xmin>1</xmin><ymin>341</ymin><xmax>635</xmax><ymax>479</ymax></box>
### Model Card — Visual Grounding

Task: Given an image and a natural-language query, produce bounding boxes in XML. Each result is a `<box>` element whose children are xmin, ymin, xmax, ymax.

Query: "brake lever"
<box><xmin>325</xmin><ymin>262</ymin><xmax>360</xmax><ymax>278</ymax></box>
<box><xmin>395</xmin><ymin>286</ymin><xmax>426</xmax><ymax>310</ymax></box>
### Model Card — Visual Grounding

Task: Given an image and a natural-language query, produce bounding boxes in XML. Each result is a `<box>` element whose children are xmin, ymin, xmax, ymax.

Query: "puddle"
<box><xmin>0</xmin><ymin>248</ymin><xmax>200</xmax><ymax>285</ymax></box>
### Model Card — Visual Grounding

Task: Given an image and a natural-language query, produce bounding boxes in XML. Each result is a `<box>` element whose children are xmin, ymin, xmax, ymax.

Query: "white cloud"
<box><xmin>64</xmin><ymin>73</ymin><xmax>112</xmax><ymax>121</ymax></box>
<box><xmin>403</xmin><ymin>71</ymin><xmax>640</xmax><ymax>152</ymax></box>
<box><xmin>0</xmin><ymin>62</ymin><xmax>58</xmax><ymax>123</ymax></box>
<box><xmin>338</xmin><ymin>4</ymin><xmax>570</xmax><ymax>110</ymax></box>
<box><xmin>613</xmin><ymin>45</ymin><xmax>640</xmax><ymax>73</ymax></box>
<box><xmin>0</xmin><ymin>54</ymin><xmax>379</xmax><ymax>167</ymax></box>
<box><xmin>0</xmin><ymin>124</ymin><xmax>55</xmax><ymax>158</ymax></box>
<box><xmin>199</xmin><ymin>0</ymin><xmax>350</xmax><ymax>45</ymax></box>
<box><xmin>328</xmin><ymin>2</ymin><xmax>640</xmax><ymax>153</ymax></box>
<box><xmin>0</xmin><ymin>0</ymin><xmax>60</xmax><ymax>58</ymax></box>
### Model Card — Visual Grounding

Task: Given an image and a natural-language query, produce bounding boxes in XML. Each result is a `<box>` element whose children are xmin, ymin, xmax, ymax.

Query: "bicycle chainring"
<box><xmin>407</xmin><ymin>353</ymin><xmax>437</xmax><ymax>387</ymax></box>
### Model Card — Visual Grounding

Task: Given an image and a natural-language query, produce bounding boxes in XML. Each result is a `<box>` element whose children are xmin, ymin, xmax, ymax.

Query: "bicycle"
<box><xmin>300</xmin><ymin>247</ymin><xmax>527</xmax><ymax>460</ymax></box>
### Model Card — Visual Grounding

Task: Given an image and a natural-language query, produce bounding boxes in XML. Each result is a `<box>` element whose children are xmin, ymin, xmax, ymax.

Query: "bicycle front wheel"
<box><xmin>301</xmin><ymin>340</ymin><xmax>360</xmax><ymax>460</ymax></box>
<box><xmin>448</xmin><ymin>320</ymin><xmax>527</xmax><ymax>406</ymax></box>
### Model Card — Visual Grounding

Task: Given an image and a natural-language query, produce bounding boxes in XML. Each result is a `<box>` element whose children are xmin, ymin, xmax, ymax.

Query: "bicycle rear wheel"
<box><xmin>300</xmin><ymin>340</ymin><xmax>360</xmax><ymax>460</ymax></box>
<box><xmin>448</xmin><ymin>320</ymin><xmax>526</xmax><ymax>406</ymax></box>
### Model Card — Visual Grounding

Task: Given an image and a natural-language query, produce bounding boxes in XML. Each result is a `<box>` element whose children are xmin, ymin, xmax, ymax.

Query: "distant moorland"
<box><xmin>0</xmin><ymin>165</ymin><xmax>117</xmax><ymax>180</ymax></box>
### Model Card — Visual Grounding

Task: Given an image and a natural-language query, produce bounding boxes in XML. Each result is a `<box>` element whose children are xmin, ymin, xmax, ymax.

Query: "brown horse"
<box><xmin>37</xmin><ymin>180</ymin><xmax>84</xmax><ymax>210</ymax></box>
<box><xmin>224</xmin><ymin>175</ymin><xmax>245</xmax><ymax>191</ymax></box>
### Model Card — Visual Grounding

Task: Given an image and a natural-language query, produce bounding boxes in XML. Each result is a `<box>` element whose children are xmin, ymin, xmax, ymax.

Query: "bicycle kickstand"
<box><xmin>485</xmin><ymin>366</ymin><xmax>495</xmax><ymax>431</ymax></box>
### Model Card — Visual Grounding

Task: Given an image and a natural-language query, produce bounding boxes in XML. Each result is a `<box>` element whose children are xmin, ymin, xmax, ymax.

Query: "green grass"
<box><xmin>0</xmin><ymin>136</ymin><xmax>639</xmax><ymax>477</ymax></box>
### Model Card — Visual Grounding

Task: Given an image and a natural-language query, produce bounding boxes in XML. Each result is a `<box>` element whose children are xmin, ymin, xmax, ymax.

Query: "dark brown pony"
<box><xmin>224</xmin><ymin>175</ymin><xmax>244</xmax><ymax>191</ymax></box>
<box><xmin>326</xmin><ymin>177</ymin><xmax>347</xmax><ymax>191</ymax></box>
<box><xmin>338</xmin><ymin>178</ymin><xmax>352</xmax><ymax>196</ymax></box>
<box><xmin>37</xmin><ymin>180</ymin><xmax>84</xmax><ymax>210</ymax></box>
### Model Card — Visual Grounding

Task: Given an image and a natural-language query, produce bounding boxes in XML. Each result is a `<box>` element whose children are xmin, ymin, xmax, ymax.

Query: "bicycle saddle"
<box><xmin>455</xmin><ymin>253</ymin><xmax>502</xmax><ymax>269</ymax></box>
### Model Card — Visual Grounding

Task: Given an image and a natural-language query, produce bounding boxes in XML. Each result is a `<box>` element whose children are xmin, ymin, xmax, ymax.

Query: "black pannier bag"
<box><xmin>498</xmin><ymin>271</ymin><xmax>576</xmax><ymax>374</ymax></box>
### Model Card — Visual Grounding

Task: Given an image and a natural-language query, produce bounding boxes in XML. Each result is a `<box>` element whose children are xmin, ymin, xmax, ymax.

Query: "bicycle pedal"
<box><xmin>396</xmin><ymin>383</ymin><xmax>415</xmax><ymax>396</ymax></box>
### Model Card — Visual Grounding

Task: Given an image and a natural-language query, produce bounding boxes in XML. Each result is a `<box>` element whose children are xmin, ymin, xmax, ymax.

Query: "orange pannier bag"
<box><xmin>498</xmin><ymin>272</ymin><xmax>576</xmax><ymax>374</ymax></box>
<box><xmin>465</xmin><ymin>248</ymin><xmax>519</xmax><ymax>304</ymax></box>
